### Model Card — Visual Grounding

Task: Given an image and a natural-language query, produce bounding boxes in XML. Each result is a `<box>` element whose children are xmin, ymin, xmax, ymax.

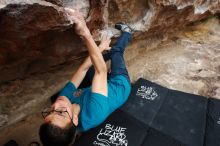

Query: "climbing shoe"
<box><xmin>115</xmin><ymin>22</ymin><xmax>134</xmax><ymax>34</ymax></box>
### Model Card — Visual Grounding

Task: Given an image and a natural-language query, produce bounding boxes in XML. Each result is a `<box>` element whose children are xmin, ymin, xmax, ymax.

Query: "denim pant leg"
<box><xmin>78</xmin><ymin>53</ymin><xmax>111</xmax><ymax>89</ymax></box>
<box><xmin>109</xmin><ymin>32</ymin><xmax>132</xmax><ymax>82</ymax></box>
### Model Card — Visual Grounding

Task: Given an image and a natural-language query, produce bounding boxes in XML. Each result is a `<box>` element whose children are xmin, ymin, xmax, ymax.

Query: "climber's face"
<box><xmin>43</xmin><ymin>96</ymin><xmax>74</xmax><ymax>128</ymax></box>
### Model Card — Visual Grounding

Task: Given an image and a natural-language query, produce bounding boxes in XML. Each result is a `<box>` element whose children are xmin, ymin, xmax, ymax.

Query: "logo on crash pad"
<box><xmin>136</xmin><ymin>86</ymin><xmax>158</xmax><ymax>100</ymax></box>
<box><xmin>217</xmin><ymin>118</ymin><xmax>220</xmax><ymax>125</ymax></box>
<box><xmin>93</xmin><ymin>124</ymin><xmax>128</xmax><ymax>146</ymax></box>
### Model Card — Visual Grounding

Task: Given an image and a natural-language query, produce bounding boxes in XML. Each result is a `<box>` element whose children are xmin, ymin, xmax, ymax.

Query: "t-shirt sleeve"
<box><xmin>87</xmin><ymin>92</ymin><xmax>109</xmax><ymax>119</ymax></box>
<box><xmin>58</xmin><ymin>81</ymin><xmax>77</xmax><ymax>101</ymax></box>
<box><xmin>80</xmin><ymin>92</ymin><xmax>109</xmax><ymax>131</ymax></box>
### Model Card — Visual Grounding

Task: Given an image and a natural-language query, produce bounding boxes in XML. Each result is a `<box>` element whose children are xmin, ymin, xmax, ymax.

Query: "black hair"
<box><xmin>39</xmin><ymin>122</ymin><xmax>76</xmax><ymax>146</ymax></box>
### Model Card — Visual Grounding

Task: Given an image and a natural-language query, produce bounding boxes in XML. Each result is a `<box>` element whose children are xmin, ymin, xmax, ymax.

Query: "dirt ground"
<box><xmin>0</xmin><ymin>113</ymin><xmax>43</xmax><ymax>146</ymax></box>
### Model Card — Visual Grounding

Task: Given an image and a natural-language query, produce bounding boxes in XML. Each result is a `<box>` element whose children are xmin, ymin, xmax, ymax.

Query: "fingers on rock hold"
<box><xmin>64</xmin><ymin>7</ymin><xmax>75</xmax><ymax>14</ymax></box>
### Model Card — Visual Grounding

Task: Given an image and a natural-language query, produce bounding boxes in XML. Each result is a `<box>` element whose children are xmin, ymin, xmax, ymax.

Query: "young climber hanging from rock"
<box><xmin>39</xmin><ymin>8</ymin><xmax>133</xmax><ymax>146</ymax></box>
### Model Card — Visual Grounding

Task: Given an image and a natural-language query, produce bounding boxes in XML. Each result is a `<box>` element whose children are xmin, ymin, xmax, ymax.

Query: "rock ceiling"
<box><xmin>0</xmin><ymin>0</ymin><xmax>219</xmax><ymax>84</ymax></box>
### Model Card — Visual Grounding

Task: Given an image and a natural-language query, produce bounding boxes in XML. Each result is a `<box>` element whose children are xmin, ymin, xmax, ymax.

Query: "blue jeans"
<box><xmin>79</xmin><ymin>32</ymin><xmax>132</xmax><ymax>88</ymax></box>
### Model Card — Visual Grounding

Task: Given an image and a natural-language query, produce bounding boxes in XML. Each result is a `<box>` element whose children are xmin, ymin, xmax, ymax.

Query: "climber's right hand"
<box><xmin>65</xmin><ymin>8</ymin><xmax>90</xmax><ymax>37</ymax></box>
<box><xmin>99</xmin><ymin>33</ymin><xmax>111</xmax><ymax>51</ymax></box>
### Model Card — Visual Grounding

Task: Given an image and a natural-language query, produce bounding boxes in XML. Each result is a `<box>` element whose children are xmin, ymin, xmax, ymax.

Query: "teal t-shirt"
<box><xmin>59</xmin><ymin>75</ymin><xmax>131</xmax><ymax>131</ymax></box>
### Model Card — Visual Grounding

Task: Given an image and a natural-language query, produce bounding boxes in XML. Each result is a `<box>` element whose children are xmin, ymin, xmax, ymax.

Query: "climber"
<box><xmin>38</xmin><ymin>8</ymin><xmax>133</xmax><ymax>146</ymax></box>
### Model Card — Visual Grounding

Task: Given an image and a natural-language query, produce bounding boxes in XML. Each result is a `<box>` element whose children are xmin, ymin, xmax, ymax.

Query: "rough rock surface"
<box><xmin>127</xmin><ymin>18</ymin><xmax>220</xmax><ymax>98</ymax></box>
<box><xmin>0</xmin><ymin>0</ymin><xmax>219</xmax><ymax>84</ymax></box>
<box><xmin>0</xmin><ymin>0</ymin><xmax>220</xmax><ymax>133</ymax></box>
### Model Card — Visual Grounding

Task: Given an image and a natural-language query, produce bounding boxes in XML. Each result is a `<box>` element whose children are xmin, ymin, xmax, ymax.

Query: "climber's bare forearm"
<box><xmin>71</xmin><ymin>47</ymin><xmax>105</xmax><ymax>88</ymax></box>
<box><xmin>70</xmin><ymin>56</ymin><xmax>91</xmax><ymax>88</ymax></box>
<box><xmin>82</xmin><ymin>32</ymin><xmax>107</xmax><ymax>73</ymax></box>
<box><xmin>72</xmin><ymin>34</ymin><xmax>108</xmax><ymax>96</ymax></box>
<box><xmin>65</xmin><ymin>8</ymin><xmax>107</xmax><ymax>95</ymax></box>
<box><xmin>82</xmin><ymin>33</ymin><xmax>108</xmax><ymax>96</ymax></box>
<box><xmin>65</xmin><ymin>8</ymin><xmax>106</xmax><ymax>73</ymax></box>
<box><xmin>72</xmin><ymin>35</ymin><xmax>107</xmax><ymax>95</ymax></box>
